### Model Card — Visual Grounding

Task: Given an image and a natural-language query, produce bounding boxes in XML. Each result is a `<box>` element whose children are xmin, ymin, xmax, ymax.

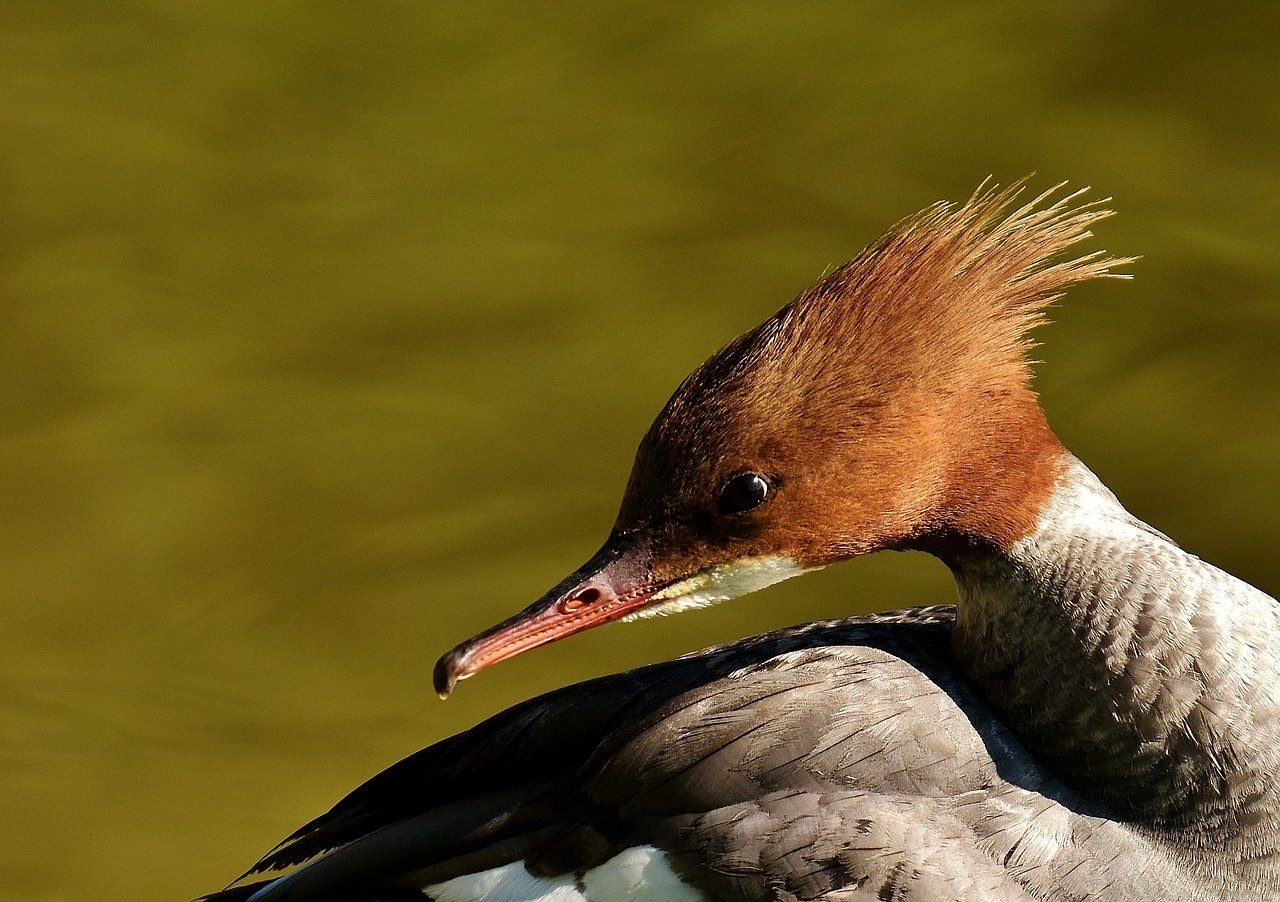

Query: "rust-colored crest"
<box><xmin>620</xmin><ymin>181</ymin><xmax>1132</xmax><ymax>570</ymax></box>
<box><xmin>432</xmin><ymin>181</ymin><xmax>1135</xmax><ymax>695</ymax></box>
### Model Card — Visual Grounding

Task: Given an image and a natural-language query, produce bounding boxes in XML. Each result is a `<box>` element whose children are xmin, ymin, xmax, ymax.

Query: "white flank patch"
<box><xmin>425</xmin><ymin>861</ymin><xmax>583</xmax><ymax>901</ymax></box>
<box><xmin>423</xmin><ymin>846</ymin><xmax>705</xmax><ymax>901</ymax></box>
<box><xmin>621</xmin><ymin>555</ymin><xmax>812</xmax><ymax>622</ymax></box>
<box><xmin>582</xmin><ymin>846</ymin><xmax>705</xmax><ymax>900</ymax></box>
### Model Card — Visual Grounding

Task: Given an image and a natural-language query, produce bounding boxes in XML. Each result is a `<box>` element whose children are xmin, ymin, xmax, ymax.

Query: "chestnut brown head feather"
<box><xmin>617</xmin><ymin>180</ymin><xmax>1133</xmax><ymax>579</ymax></box>
<box><xmin>433</xmin><ymin>180</ymin><xmax>1135</xmax><ymax>694</ymax></box>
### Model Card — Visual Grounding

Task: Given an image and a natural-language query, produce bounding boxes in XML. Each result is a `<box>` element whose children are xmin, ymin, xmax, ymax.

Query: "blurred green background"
<box><xmin>2</xmin><ymin>2</ymin><xmax>1278</xmax><ymax>899</ymax></box>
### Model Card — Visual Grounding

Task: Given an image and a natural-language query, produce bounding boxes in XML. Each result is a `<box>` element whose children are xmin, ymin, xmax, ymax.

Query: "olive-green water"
<box><xmin>2</xmin><ymin>3</ymin><xmax>1278</xmax><ymax>899</ymax></box>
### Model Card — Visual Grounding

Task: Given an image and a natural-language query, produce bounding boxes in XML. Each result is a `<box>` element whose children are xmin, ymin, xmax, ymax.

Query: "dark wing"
<box><xmin>204</xmin><ymin>606</ymin><xmax>1182</xmax><ymax>901</ymax></box>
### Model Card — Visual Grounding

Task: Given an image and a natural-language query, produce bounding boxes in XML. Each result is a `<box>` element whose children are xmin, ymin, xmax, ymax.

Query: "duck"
<box><xmin>205</xmin><ymin>182</ymin><xmax>1280</xmax><ymax>901</ymax></box>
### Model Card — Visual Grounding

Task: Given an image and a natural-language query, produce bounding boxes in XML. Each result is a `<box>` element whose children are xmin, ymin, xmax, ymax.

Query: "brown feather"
<box><xmin>618</xmin><ymin>181</ymin><xmax>1133</xmax><ymax>572</ymax></box>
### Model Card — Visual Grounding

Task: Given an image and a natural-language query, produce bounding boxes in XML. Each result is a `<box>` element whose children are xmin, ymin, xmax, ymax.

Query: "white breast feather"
<box><xmin>425</xmin><ymin>862</ymin><xmax>583</xmax><ymax>902</ymax></box>
<box><xmin>423</xmin><ymin>846</ymin><xmax>705</xmax><ymax>901</ymax></box>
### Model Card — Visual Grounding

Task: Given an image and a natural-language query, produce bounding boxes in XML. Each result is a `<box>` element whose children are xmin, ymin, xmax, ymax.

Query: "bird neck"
<box><xmin>947</xmin><ymin>456</ymin><xmax>1280</xmax><ymax>860</ymax></box>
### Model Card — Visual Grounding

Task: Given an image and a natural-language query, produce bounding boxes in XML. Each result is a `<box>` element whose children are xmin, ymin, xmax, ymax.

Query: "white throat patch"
<box><xmin>621</xmin><ymin>555</ymin><xmax>812</xmax><ymax>621</ymax></box>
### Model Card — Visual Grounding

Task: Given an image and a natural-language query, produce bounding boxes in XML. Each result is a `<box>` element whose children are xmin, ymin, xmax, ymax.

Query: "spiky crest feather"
<box><xmin>772</xmin><ymin>179</ymin><xmax>1133</xmax><ymax>389</ymax></box>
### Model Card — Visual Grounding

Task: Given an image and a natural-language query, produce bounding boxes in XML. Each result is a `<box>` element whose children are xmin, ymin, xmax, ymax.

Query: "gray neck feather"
<box><xmin>951</xmin><ymin>457</ymin><xmax>1280</xmax><ymax>863</ymax></box>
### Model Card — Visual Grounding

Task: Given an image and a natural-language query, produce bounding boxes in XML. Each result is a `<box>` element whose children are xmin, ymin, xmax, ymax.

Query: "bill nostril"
<box><xmin>559</xmin><ymin>586</ymin><xmax>605</xmax><ymax>613</ymax></box>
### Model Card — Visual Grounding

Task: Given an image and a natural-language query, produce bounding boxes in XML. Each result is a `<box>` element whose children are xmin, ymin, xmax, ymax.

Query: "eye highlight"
<box><xmin>718</xmin><ymin>472</ymin><xmax>771</xmax><ymax>516</ymax></box>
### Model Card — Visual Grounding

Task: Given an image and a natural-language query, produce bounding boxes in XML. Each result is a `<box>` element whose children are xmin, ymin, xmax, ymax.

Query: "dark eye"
<box><xmin>717</xmin><ymin>472</ymin><xmax>771</xmax><ymax>515</ymax></box>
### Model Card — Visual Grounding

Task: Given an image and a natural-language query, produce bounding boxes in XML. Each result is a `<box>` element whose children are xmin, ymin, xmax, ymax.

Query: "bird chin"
<box><xmin>621</xmin><ymin>555</ymin><xmax>813</xmax><ymax>622</ymax></box>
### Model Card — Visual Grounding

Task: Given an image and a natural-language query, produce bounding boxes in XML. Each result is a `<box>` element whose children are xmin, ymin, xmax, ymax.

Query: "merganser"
<box><xmin>206</xmin><ymin>182</ymin><xmax>1280</xmax><ymax>901</ymax></box>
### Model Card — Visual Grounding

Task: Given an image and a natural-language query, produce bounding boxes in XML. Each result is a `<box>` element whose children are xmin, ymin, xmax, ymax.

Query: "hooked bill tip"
<box><xmin>432</xmin><ymin>652</ymin><xmax>461</xmax><ymax>700</ymax></box>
